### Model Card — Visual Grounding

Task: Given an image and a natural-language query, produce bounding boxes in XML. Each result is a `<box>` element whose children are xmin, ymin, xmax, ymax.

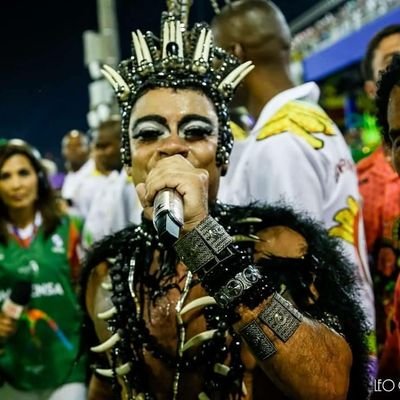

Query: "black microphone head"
<box><xmin>153</xmin><ymin>189</ymin><xmax>184</xmax><ymax>245</ymax></box>
<box><xmin>9</xmin><ymin>280</ymin><xmax>32</xmax><ymax>306</ymax></box>
<box><xmin>155</xmin><ymin>213</ymin><xmax>181</xmax><ymax>245</ymax></box>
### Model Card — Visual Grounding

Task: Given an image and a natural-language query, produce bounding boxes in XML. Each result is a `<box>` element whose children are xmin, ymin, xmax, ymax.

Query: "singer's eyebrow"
<box><xmin>178</xmin><ymin>114</ymin><xmax>215</xmax><ymax>129</ymax></box>
<box><xmin>131</xmin><ymin>115</ymin><xmax>168</xmax><ymax>131</ymax></box>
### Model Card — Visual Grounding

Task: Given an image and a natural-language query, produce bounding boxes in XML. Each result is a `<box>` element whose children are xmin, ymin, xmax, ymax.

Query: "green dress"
<box><xmin>0</xmin><ymin>215</ymin><xmax>87</xmax><ymax>391</ymax></box>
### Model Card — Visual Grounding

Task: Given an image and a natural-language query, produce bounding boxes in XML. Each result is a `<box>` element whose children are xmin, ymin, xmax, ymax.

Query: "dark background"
<box><xmin>0</xmin><ymin>0</ymin><xmax>317</xmax><ymax>166</ymax></box>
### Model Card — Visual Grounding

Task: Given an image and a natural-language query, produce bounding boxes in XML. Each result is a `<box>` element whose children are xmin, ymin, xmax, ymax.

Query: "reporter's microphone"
<box><xmin>153</xmin><ymin>188</ymin><xmax>184</xmax><ymax>244</ymax></box>
<box><xmin>2</xmin><ymin>280</ymin><xmax>32</xmax><ymax>320</ymax></box>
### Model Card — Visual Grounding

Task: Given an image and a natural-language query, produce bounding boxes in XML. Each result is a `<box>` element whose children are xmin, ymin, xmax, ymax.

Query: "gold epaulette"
<box><xmin>256</xmin><ymin>100</ymin><xmax>336</xmax><ymax>149</ymax></box>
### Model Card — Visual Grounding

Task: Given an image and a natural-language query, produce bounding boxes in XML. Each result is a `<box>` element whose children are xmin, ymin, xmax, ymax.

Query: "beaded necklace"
<box><xmin>99</xmin><ymin>203</ymin><xmax>247</xmax><ymax>399</ymax></box>
<box><xmin>85</xmin><ymin>201</ymin><xmax>371</xmax><ymax>399</ymax></box>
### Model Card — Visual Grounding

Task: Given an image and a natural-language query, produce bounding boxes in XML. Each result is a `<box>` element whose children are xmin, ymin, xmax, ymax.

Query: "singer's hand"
<box><xmin>0</xmin><ymin>312</ymin><xmax>17</xmax><ymax>341</ymax></box>
<box><xmin>136</xmin><ymin>155</ymin><xmax>209</xmax><ymax>233</ymax></box>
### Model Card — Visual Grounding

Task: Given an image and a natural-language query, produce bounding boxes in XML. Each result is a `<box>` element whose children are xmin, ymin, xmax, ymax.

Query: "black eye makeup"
<box><xmin>131</xmin><ymin>115</ymin><xmax>169</xmax><ymax>141</ymax></box>
<box><xmin>130</xmin><ymin>114</ymin><xmax>217</xmax><ymax>142</ymax></box>
<box><xmin>179</xmin><ymin>120</ymin><xmax>215</xmax><ymax>140</ymax></box>
<box><xmin>131</xmin><ymin>121</ymin><xmax>169</xmax><ymax>141</ymax></box>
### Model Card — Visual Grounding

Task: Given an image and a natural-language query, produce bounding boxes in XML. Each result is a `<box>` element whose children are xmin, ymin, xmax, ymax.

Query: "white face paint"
<box><xmin>131</xmin><ymin>116</ymin><xmax>216</xmax><ymax>142</ymax></box>
<box><xmin>128</xmin><ymin>88</ymin><xmax>222</xmax><ymax>203</ymax></box>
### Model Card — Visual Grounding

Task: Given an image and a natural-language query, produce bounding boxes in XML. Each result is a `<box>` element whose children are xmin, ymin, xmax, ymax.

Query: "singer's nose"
<box><xmin>157</xmin><ymin>134</ymin><xmax>189</xmax><ymax>159</ymax></box>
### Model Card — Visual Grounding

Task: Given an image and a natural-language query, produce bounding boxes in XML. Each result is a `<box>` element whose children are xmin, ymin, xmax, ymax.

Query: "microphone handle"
<box><xmin>153</xmin><ymin>188</ymin><xmax>184</xmax><ymax>244</ymax></box>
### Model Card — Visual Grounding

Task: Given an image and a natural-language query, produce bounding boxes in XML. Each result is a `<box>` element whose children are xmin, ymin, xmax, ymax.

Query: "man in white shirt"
<box><xmin>212</xmin><ymin>0</ymin><xmax>376</xmax><ymax>371</ymax></box>
<box><xmin>61</xmin><ymin>130</ymin><xmax>90</xmax><ymax>203</ymax></box>
<box><xmin>73</xmin><ymin>117</ymin><xmax>141</xmax><ymax>248</ymax></box>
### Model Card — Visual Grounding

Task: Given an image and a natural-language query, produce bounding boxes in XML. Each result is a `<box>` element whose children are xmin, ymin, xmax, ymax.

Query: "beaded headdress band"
<box><xmin>101</xmin><ymin>0</ymin><xmax>253</xmax><ymax>167</ymax></box>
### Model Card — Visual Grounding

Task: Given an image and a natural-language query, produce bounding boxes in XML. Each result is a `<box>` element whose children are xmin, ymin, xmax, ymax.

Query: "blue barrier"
<box><xmin>303</xmin><ymin>6</ymin><xmax>400</xmax><ymax>81</ymax></box>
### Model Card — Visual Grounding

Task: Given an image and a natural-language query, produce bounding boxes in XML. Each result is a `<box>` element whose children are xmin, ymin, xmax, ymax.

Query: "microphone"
<box><xmin>153</xmin><ymin>188</ymin><xmax>184</xmax><ymax>244</ymax></box>
<box><xmin>2</xmin><ymin>280</ymin><xmax>32</xmax><ymax>320</ymax></box>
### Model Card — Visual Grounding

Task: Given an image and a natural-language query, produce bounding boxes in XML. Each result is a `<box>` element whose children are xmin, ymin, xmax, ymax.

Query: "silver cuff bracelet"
<box><xmin>259</xmin><ymin>292</ymin><xmax>303</xmax><ymax>342</ymax></box>
<box><xmin>239</xmin><ymin>320</ymin><xmax>277</xmax><ymax>360</ymax></box>
<box><xmin>174</xmin><ymin>216</ymin><xmax>233</xmax><ymax>274</ymax></box>
<box><xmin>238</xmin><ymin>293</ymin><xmax>303</xmax><ymax>360</ymax></box>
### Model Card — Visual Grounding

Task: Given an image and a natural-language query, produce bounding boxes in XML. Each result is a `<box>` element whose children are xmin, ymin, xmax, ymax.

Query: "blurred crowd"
<box><xmin>292</xmin><ymin>0</ymin><xmax>399</xmax><ymax>59</ymax></box>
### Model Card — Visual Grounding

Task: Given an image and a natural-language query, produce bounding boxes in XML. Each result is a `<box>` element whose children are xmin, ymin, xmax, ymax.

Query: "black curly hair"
<box><xmin>376</xmin><ymin>53</ymin><xmax>400</xmax><ymax>145</ymax></box>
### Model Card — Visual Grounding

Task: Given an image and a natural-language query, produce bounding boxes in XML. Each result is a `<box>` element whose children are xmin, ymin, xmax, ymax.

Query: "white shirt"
<box><xmin>76</xmin><ymin>168</ymin><xmax>142</xmax><ymax>249</ymax></box>
<box><xmin>219</xmin><ymin>82</ymin><xmax>374</xmax><ymax>325</ymax></box>
<box><xmin>62</xmin><ymin>159</ymin><xmax>94</xmax><ymax>212</ymax></box>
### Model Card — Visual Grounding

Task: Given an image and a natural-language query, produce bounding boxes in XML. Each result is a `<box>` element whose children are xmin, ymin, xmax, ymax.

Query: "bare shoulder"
<box><xmin>253</xmin><ymin>225</ymin><xmax>308</xmax><ymax>261</ymax></box>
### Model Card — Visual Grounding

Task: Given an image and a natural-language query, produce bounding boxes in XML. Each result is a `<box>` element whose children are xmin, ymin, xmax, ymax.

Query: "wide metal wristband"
<box><xmin>240</xmin><ymin>320</ymin><xmax>277</xmax><ymax>360</ymax></box>
<box><xmin>258</xmin><ymin>292</ymin><xmax>303</xmax><ymax>342</ymax></box>
<box><xmin>238</xmin><ymin>293</ymin><xmax>303</xmax><ymax>361</ymax></box>
<box><xmin>174</xmin><ymin>216</ymin><xmax>233</xmax><ymax>275</ymax></box>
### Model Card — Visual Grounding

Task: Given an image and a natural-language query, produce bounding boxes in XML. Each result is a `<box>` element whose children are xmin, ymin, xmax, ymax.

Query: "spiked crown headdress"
<box><xmin>101</xmin><ymin>1</ymin><xmax>254</xmax><ymax>166</ymax></box>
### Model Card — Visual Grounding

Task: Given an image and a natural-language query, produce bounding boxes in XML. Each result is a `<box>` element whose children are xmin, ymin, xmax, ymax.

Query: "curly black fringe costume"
<box><xmin>80</xmin><ymin>202</ymin><xmax>370</xmax><ymax>399</ymax></box>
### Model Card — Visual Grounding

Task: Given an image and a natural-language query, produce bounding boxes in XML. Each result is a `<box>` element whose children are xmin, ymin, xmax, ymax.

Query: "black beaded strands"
<box><xmin>109</xmin><ymin>252</ymin><xmax>147</xmax><ymax>396</ymax></box>
<box><xmin>96</xmin><ymin>203</ymin><xmax>318</xmax><ymax>398</ymax></box>
<box><xmin>94</xmin><ymin>202</ymin><xmax>333</xmax><ymax>398</ymax></box>
<box><xmin>100</xmin><ymin>204</ymin><xmax>253</xmax><ymax>399</ymax></box>
<box><xmin>83</xmin><ymin>202</ymin><xmax>371</xmax><ymax>398</ymax></box>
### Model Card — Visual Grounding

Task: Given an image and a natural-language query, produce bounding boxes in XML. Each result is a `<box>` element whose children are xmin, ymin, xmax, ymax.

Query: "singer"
<box><xmin>81</xmin><ymin>3</ymin><xmax>369</xmax><ymax>399</ymax></box>
<box><xmin>0</xmin><ymin>143</ymin><xmax>87</xmax><ymax>399</ymax></box>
